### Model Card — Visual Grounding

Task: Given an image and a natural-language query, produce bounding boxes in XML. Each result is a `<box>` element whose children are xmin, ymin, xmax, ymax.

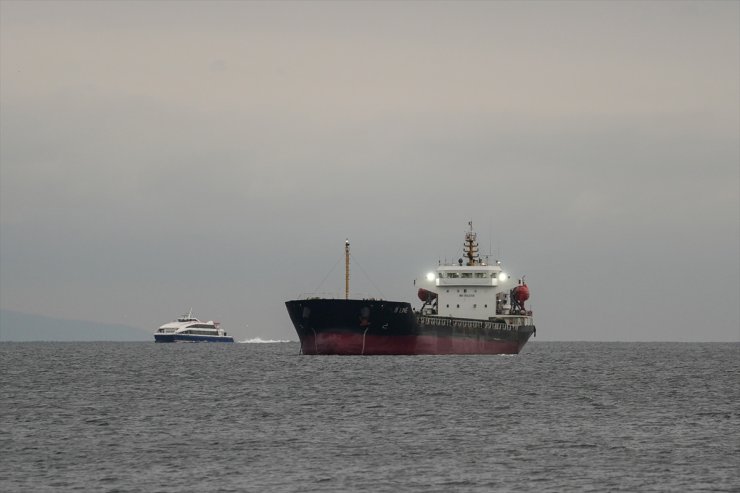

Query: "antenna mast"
<box><xmin>464</xmin><ymin>221</ymin><xmax>479</xmax><ymax>266</ymax></box>
<box><xmin>345</xmin><ymin>239</ymin><xmax>350</xmax><ymax>300</ymax></box>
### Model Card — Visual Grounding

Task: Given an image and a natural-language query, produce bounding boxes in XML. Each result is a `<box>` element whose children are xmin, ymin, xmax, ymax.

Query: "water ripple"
<box><xmin>0</xmin><ymin>341</ymin><xmax>738</xmax><ymax>492</ymax></box>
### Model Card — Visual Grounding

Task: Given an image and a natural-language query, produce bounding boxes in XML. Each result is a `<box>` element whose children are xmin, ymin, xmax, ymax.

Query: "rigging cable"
<box><xmin>311</xmin><ymin>254</ymin><xmax>343</xmax><ymax>295</ymax></box>
<box><xmin>351</xmin><ymin>254</ymin><xmax>385</xmax><ymax>299</ymax></box>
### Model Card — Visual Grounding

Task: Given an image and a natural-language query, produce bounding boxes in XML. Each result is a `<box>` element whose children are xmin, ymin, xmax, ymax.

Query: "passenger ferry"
<box><xmin>154</xmin><ymin>310</ymin><xmax>234</xmax><ymax>343</ymax></box>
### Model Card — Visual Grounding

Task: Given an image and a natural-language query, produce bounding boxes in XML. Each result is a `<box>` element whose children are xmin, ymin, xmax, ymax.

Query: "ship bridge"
<box><xmin>422</xmin><ymin>224</ymin><xmax>516</xmax><ymax>320</ymax></box>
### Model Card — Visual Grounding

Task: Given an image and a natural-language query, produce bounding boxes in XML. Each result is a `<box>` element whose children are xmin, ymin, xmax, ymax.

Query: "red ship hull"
<box><xmin>300</xmin><ymin>332</ymin><xmax>524</xmax><ymax>355</ymax></box>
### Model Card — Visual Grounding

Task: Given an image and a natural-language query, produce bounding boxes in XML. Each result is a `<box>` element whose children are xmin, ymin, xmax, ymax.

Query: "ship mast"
<box><xmin>345</xmin><ymin>239</ymin><xmax>350</xmax><ymax>300</ymax></box>
<box><xmin>464</xmin><ymin>221</ymin><xmax>479</xmax><ymax>266</ymax></box>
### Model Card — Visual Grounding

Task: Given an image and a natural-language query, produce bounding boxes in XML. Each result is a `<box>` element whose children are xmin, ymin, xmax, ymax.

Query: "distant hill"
<box><xmin>0</xmin><ymin>310</ymin><xmax>150</xmax><ymax>341</ymax></box>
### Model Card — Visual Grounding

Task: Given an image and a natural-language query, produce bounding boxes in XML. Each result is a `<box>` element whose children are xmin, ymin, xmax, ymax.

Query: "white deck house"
<box><xmin>420</xmin><ymin>224</ymin><xmax>529</xmax><ymax>323</ymax></box>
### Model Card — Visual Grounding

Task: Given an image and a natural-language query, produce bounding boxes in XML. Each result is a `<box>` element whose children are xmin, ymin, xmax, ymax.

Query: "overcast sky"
<box><xmin>1</xmin><ymin>0</ymin><xmax>738</xmax><ymax>342</ymax></box>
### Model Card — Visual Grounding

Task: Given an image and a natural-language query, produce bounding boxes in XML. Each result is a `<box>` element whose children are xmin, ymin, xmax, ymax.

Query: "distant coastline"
<box><xmin>0</xmin><ymin>310</ymin><xmax>150</xmax><ymax>342</ymax></box>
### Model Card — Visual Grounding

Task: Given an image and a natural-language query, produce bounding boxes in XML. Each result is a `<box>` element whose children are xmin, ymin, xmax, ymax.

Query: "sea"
<box><xmin>1</xmin><ymin>341</ymin><xmax>738</xmax><ymax>492</ymax></box>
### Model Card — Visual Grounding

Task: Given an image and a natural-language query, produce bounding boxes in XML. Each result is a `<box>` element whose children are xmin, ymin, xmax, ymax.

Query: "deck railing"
<box><xmin>416</xmin><ymin>315</ymin><xmax>525</xmax><ymax>332</ymax></box>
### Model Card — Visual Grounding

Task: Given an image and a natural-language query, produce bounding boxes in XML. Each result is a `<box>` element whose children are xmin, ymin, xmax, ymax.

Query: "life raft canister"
<box><xmin>512</xmin><ymin>284</ymin><xmax>530</xmax><ymax>305</ymax></box>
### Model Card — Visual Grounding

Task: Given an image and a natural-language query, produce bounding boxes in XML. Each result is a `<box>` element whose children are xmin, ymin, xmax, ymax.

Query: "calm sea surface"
<box><xmin>1</xmin><ymin>342</ymin><xmax>738</xmax><ymax>492</ymax></box>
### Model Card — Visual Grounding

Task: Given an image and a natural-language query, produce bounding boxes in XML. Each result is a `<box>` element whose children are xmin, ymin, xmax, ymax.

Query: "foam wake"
<box><xmin>239</xmin><ymin>337</ymin><xmax>293</xmax><ymax>343</ymax></box>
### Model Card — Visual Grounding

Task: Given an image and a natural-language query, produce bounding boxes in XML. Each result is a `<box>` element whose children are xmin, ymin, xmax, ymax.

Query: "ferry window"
<box><xmin>461</xmin><ymin>273</ymin><xmax>472</xmax><ymax>278</ymax></box>
<box><xmin>474</xmin><ymin>273</ymin><xmax>486</xmax><ymax>278</ymax></box>
<box><xmin>446</xmin><ymin>304</ymin><xmax>449</xmax><ymax>308</ymax></box>
<box><xmin>446</xmin><ymin>289</ymin><xmax>449</xmax><ymax>293</ymax></box>
<box><xmin>473</xmin><ymin>304</ymin><xmax>477</xmax><ymax>308</ymax></box>
<box><xmin>484</xmin><ymin>304</ymin><xmax>488</xmax><ymax>308</ymax></box>
<box><xmin>448</xmin><ymin>272</ymin><xmax>459</xmax><ymax>278</ymax></box>
<box><xmin>456</xmin><ymin>304</ymin><xmax>460</xmax><ymax>308</ymax></box>
<box><xmin>463</xmin><ymin>289</ymin><xmax>467</xmax><ymax>293</ymax></box>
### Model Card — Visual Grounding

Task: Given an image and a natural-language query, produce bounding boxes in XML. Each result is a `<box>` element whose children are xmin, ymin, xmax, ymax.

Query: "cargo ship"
<box><xmin>285</xmin><ymin>223</ymin><xmax>536</xmax><ymax>355</ymax></box>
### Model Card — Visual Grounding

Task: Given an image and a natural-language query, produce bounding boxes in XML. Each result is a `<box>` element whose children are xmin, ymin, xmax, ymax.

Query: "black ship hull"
<box><xmin>285</xmin><ymin>299</ymin><xmax>535</xmax><ymax>355</ymax></box>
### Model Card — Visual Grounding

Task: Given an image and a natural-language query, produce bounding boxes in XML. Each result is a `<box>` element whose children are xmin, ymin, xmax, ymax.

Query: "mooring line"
<box><xmin>361</xmin><ymin>326</ymin><xmax>371</xmax><ymax>355</ymax></box>
<box><xmin>310</xmin><ymin>327</ymin><xmax>318</xmax><ymax>354</ymax></box>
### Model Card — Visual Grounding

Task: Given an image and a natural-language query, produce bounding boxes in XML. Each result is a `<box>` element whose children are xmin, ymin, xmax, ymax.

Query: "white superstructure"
<box><xmin>435</xmin><ymin>263</ymin><xmax>507</xmax><ymax>319</ymax></box>
<box><xmin>154</xmin><ymin>309</ymin><xmax>233</xmax><ymax>342</ymax></box>
<box><xmin>156</xmin><ymin>310</ymin><xmax>197</xmax><ymax>332</ymax></box>
<box><xmin>418</xmin><ymin>223</ymin><xmax>532</xmax><ymax>324</ymax></box>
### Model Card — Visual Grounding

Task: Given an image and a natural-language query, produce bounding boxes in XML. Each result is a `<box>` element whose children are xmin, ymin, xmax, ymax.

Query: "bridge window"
<box><xmin>461</xmin><ymin>273</ymin><xmax>472</xmax><ymax>278</ymax></box>
<box><xmin>474</xmin><ymin>272</ymin><xmax>486</xmax><ymax>278</ymax></box>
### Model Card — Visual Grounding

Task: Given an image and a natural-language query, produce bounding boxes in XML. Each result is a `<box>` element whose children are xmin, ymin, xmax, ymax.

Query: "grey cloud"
<box><xmin>1</xmin><ymin>1</ymin><xmax>737</xmax><ymax>341</ymax></box>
